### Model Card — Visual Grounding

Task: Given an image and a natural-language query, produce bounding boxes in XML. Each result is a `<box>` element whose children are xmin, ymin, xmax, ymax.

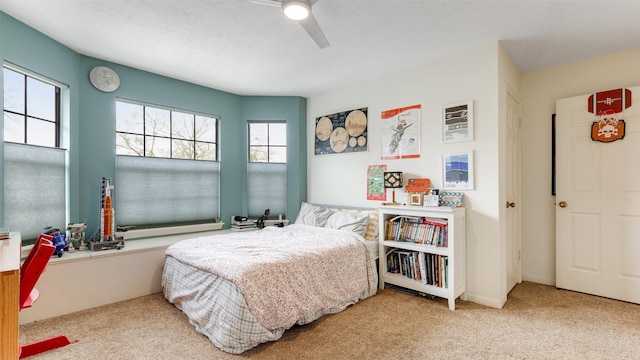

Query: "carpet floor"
<box><xmin>19</xmin><ymin>281</ymin><xmax>640</xmax><ymax>359</ymax></box>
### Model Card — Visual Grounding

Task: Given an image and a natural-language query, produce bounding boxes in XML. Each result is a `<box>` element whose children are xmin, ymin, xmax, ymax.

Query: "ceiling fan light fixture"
<box><xmin>282</xmin><ymin>0</ymin><xmax>310</xmax><ymax>20</ymax></box>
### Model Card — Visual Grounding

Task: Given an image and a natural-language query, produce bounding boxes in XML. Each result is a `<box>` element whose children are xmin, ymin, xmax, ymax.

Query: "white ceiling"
<box><xmin>1</xmin><ymin>0</ymin><xmax>640</xmax><ymax>97</ymax></box>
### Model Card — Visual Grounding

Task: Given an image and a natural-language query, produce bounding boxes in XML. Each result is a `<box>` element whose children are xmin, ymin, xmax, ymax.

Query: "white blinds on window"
<box><xmin>3</xmin><ymin>142</ymin><xmax>66</xmax><ymax>240</ymax></box>
<box><xmin>247</xmin><ymin>162</ymin><xmax>287</xmax><ymax>219</ymax></box>
<box><xmin>116</xmin><ymin>156</ymin><xmax>220</xmax><ymax>227</ymax></box>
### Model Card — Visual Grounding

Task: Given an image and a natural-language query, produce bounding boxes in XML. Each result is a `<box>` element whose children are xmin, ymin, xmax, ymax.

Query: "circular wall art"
<box><xmin>315</xmin><ymin>116</ymin><xmax>333</xmax><ymax>141</ymax></box>
<box><xmin>329</xmin><ymin>127</ymin><xmax>348</xmax><ymax>153</ymax></box>
<box><xmin>89</xmin><ymin>66</ymin><xmax>120</xmax><ymax>92</ymax></box>
<box><xmin>345</xmin><ymin>109</ymin><xmax>367</xmax><ymax>137</ymax></box>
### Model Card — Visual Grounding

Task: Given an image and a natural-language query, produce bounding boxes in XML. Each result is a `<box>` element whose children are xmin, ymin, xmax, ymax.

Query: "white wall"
<box><xmin>19</xmin><ymin>231</ymin><xmax>221</xmax><ymax>324</ymax></box>
<box><xmin>520</xmin><ymin>48</ymin><xmax>640</xmax><ymax>285</ymax></box>
<box><xmin>307</xmin><ymin>43</ymin><xmax>507</xmax><ymax>308</ymax></box>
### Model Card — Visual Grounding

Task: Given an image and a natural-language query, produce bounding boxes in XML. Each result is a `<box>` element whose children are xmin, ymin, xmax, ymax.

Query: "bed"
<box><xmin>161</xmin><ymin>203</ymin><xmax>379</xmax><ymax>354</ymax></box>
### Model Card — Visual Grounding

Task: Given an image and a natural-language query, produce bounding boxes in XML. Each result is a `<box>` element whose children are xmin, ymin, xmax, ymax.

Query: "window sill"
<box><xmin>115</xmin><ymin>222</ymin><xmax>224</xmax><ymax>240</ymax></box>
<box><xmin>21</xmin><ymin>225</ymin><xmax>229</xmax><ymax>262</ymax></box>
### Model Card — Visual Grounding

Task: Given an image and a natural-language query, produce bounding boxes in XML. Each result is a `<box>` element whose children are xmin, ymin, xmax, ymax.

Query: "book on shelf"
<box><xmin>385</xmin><ymin>248</ymin><xmax>448</xmax><ymax>287</ymax></box>
<box><xmin>418</xmin><ymin>252</ymin><xmax>427</xmax><ymax>285</ymax></box>
<box><xmin>385</xmin><ymin>248</ymin><xmax>449</xmax><ymax>288</ymax></box>
<box><xmin>230</xmin><ymin>225</ymin><xmax>257</xmax><ymax>231</ymax></box>
<box><xmin>385</xmin><ymin>216</ymin><xmax>448</xmax><ymax>246</ymax></box>
<box><xmin>0</xmin><ymin>227</ymin><xmax>9</xmax><ymax>240</ymax></box>
<box><xmin>230</xmin><ymin>215</ymin><xmax>257</xmax><ymax>231</ymax></box>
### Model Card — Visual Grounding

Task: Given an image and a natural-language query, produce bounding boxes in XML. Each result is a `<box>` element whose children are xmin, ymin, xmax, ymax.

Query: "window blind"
<box><xmin>116</xmin><ymin>155</ymin><xmax>219</xmax><ymax>227</ymax></box>
<box><xmin>247</xmin><ymin>162</ymin><xmax>287</xmax><ymax>219</ymax></box>
<box><xmin>3</xmin><ymin>142</ymin><xmax>66</xmax><ymax>240</ymax></box>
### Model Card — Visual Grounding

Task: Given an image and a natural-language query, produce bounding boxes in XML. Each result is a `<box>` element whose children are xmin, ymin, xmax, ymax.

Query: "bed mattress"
<box><xmin>162</xmin><ymin>225</ymin><xmax>378</xmax><ymax>353</ymax></box>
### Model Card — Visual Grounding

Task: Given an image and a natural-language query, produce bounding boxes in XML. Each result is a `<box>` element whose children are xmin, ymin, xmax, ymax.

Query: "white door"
<box><xmin>506</xmin><ymin>89</ymin><xmax>522</xmax><ymax>292</ymax></box>
<box><xmin>556</xmin><ymin>85</ymin><xmax>640</xmax><ymax>303</ymax></box>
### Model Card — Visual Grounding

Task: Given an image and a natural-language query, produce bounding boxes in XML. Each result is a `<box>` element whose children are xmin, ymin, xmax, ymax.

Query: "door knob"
<box><xmin>558</xmin><ymin>201</ymin><xmax>567</xmax><ymax>208</ymax></box>
<box><xmin>506</xmin><ymin>201</ymin><xmax>516</xmax><ymax>208</ymax></box>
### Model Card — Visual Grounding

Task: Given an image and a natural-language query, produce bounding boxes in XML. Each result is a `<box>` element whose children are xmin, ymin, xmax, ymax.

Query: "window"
<box><xmin>3</xmin><ymin>66</ymin><xmax>60</xmax><ymax>147</ymax></box>
<box><xmin>249</xmin><ymin>122</ymin><xmax>286</xmax><ymax>163</ymax></box>
<box><xmin>247</xmin><ymin>122</ymin><xmax>287</xmax><ymax>218</ymax></box>
<box><xmin>115</xmin><ymin>100</ymin><xmax>217</xmax><ymax>160</ymax></box>
<box><xmin>3</xmin><ymin>65</ymin><xmax>65</xmax><ymax>243</ymax></box>
<box><xmin>115</xmin><ymin>100</ymin><xmax>220</xmax><ymax>229</ymax></box>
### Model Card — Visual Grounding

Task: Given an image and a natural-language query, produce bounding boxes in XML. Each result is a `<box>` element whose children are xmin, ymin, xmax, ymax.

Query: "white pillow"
<box><xmin>295</xmin><ymin>202</ymin><xmax>335</xmax><ymax>227</ymax></box>
<box><xmin>329</xmin><ymin>208</ymin><xmax>379</xmax><ymax>241</ymax></box>
<box><xmin>324</xmin><ymin>211</ymin><xmax>370</xmax><ymax>237</ymax></box>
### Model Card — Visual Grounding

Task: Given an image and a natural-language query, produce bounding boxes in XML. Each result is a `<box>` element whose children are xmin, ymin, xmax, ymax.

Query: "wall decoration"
<box><xmin>588</xmin><ymin>88</ymin><xmax>631</xmax><ymax>143</ymax></box>
<box><xmin>315</xmin><ymin>107</ymin><xmax>368</xmax><ymax>155</ymax></box>
<box><xmin>442</xmin><ymin>151</ymin><xmax>474</xmax><ymax>190</ymax></box>
<box><xmin>381</xmin><ymin>104</ymin><xmax>421</xmax><ymax>160</ymax></box>
<box><xmin>367</xmin><ymin>164</ymin><xmax>387</xmax><ymax>200</ymax></box>
<box><xmin>442</xmin><ymin>100</ymin><xmax>473</xmax><ymax>143</ymax></box>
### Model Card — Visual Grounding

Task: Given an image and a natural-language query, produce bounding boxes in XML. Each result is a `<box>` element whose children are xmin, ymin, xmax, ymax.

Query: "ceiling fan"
<box><xmin>250</xmin><ymin>0</ymin><xmax>330</xmax><ymax>49</ymax></box>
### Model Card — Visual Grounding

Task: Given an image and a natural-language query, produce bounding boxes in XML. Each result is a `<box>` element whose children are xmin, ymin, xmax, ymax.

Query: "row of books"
<box><xmin>230</xmin><ymin>220</ymin><xmax>257</xmax><ymax>231</ymax></box>
<box><xmin>230</xmin><ymin>215</ymin><xmax>257</xmax><ymax>231</ymax></box>
<box><xmin>386</xmin><ymin>249</ymin><xmax>448</xmax><ymax>288</ymax></box>
<box><xmin>385</xmin><ymin>216</ymin><xmax>448</xmax><ymax>246</ymax></box>
<box><xmin>0</xmin><ymin>227</ymin><xmax>9</xmax><ymax>240</ymax></box>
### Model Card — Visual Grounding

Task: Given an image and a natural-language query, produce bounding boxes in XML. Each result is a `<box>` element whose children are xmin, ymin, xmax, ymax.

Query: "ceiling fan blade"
<box><xmin>299</xmin><ymin>13</ymin><xmax>330</xmax><ymax>49</ymax></box>
<box><xmin>248</xmin><ymin>0</ymin><xmax>281</xmax><ymax>7</ymax></box>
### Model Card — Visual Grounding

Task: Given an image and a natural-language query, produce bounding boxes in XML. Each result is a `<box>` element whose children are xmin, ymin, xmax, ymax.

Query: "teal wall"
<box><xmin>0</xmin><ymin>11</ymin><xmax>306</xmax><ymax>235</ymax></box>
<box><xmin>241</xmin><ymin>96</ymin><xmax>307</xmax><ymax>219</ymax></box>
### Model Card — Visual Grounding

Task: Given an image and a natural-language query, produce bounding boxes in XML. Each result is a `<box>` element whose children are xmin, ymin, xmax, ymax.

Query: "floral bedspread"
<box><xmin>165</xmin><ymin>224</ymin><xmax>377</xmax><ymax>331</ymax></box>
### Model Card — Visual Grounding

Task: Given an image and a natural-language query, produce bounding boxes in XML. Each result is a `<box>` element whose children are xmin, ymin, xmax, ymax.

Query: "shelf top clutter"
<box><xmin>380</xmin><ymin>205</ymin><xmax>464</xmax><ymax>213</ymax></box>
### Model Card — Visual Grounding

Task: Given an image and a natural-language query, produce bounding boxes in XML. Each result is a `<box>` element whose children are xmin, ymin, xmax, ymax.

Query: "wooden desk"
<box><xmin>0</xmin><ymin>232</ymin><xmax>20</xmax><ymax>360</ymax></box>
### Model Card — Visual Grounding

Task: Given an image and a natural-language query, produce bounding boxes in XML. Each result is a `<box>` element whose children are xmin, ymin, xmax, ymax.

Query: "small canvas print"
<box><xmin>367</xmin><ymin>164</ymin><xmax>387</xmax><ymax>200</ymax></box>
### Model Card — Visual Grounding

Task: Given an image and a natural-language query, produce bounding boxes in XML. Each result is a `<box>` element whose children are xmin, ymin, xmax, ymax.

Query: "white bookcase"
<box><xmin>378</xmin><ymin>205</ymin><xmax>465</xmax><ymax>310</ymax></box>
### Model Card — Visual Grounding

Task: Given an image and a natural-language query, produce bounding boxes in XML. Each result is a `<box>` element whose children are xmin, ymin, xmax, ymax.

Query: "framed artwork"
<box><xmin>367</xmin><ymin>164</ymin><xmax>387</xmax><ymax>200</ymax></box>
<box><xmin>442</xmin><ymin>151</ymin><xmax>474</xmax><ymax>190</ymax></box>
<box><xmin>409</xmin><ymin>193</ymin><xmax>423</xmax><ymax>206</ymax></box>
<box><xmin>315</xmin><ymin>107</ymin><xmax>368</xmax><ymax>155</ymax></box>
<box><xmin>442</xmin><ymin>100</ymin><xmax>473</xmax><ymax>143</ymax></box>
<box><xmin>380</xmin><ymin>104</ymin><xmax>421</xmax><ymax>160</ymax></box>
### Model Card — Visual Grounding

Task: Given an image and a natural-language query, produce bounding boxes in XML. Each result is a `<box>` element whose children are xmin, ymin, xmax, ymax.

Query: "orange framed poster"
<box><xmin>381</xmin><ymin>104</ymin><xmax>421</xmax><ymax>160</ymax></box>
